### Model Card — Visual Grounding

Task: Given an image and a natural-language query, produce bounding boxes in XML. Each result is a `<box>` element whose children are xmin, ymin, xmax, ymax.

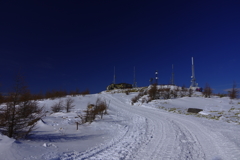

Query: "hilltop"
<box><xmin>0</xmin><ymin>86</ymin><xmax>240</xmax><ymax>159</ymax></box>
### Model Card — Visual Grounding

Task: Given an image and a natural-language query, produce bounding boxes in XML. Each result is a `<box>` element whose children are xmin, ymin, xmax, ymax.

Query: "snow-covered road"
<box><xmin>61</xmin><ymin>93</ymin><xmax>240</xmax><ymax>160</ymax></box>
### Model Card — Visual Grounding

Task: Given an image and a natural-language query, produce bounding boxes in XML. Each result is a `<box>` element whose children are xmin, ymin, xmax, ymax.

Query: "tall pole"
<box><xmin>171</xmin><ymin>64</ymin><xmax>174</xmax><ymax>85</ymax></box>
<box><xmin>113</xmin><ymin>66</ymin><xmax>116</xmax><ymax>84</ymax></box>
<box><xmin>133</xmin><ymin>66</ymin><xmax>137</xmax><ymax>88</ymax></box>
<box><xmin>155</xmin><ymin>70</ymin><xmax>158</xmax><ymax>85</ymax></box>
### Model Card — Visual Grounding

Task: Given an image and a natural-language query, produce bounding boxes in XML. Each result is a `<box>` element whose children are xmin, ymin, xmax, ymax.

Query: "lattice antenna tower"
<box><xmin>190</xmin><ymin>57</ymin><xmax>198</xmax><ymax>88</ymax></box>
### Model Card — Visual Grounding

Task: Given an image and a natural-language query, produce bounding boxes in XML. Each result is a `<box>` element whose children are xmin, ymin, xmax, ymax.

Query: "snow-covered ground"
<box><xmin>1</xmin><ymin>89</ymin><xmax>240</xmax><ymax>160</ymax></box>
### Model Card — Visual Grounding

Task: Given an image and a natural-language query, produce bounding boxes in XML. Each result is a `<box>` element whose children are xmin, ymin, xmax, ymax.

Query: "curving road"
<box><xmin>61</xmin><ymin>93</ymin><xmax>240</xmax><ymax>160</ymax></box>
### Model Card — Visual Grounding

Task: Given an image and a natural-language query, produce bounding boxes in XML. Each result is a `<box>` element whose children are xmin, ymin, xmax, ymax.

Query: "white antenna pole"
<box><xmin>190</xmin><ymin>57</ymin><xmax>198</xmax><ymax>88</ymax></box>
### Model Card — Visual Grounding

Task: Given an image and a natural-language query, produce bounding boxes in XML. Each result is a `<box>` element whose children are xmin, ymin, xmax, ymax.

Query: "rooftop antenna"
<box><xmin>190</xmin><ymin>57</ymin><xmax>198</xmax><ymax>88</ymax></box>
<box><xmin>133</xmin><ymin>66</ymin><xmax>137</xmax><ymax>88</ymax></box>
<box><xmin>171</xmin><ymin>64</ymin><xmax>174</xmax><ymax>85</ymax></box>
<box><xmin>113</xmin><ymin>66</ymin><xmax>116</xmax><ymax>84</ymax></box>
<box><xmin>155</xmin><ymin>70</ymin><xmax>158</xmax><ymax>85</ymax></box>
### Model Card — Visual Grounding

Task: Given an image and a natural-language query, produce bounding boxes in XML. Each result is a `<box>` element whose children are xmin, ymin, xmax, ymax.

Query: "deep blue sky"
<box><xmin>1</xmin><ymin>0</ymin><xmax>240</xmax><ymax>94</ymax></box>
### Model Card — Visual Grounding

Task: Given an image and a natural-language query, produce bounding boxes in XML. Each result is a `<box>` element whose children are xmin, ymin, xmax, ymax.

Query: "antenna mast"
<box><xmin>133</xmin><ymin>66</ymin><xmax>137</xmax><ymax>88</ymax></box>
<box><xmin>113</xmin><ymin>66</ymin><xmax>116</xmax><ymax>84</ymax></box>
<box><xmin>171</xmin><ymin>64</ymin><xmax>174</xmax><ymax>85</ymax></box>
<box><xmin>190</xmin><ymin>57</ymin><xmax>198</xmax><ymax>88</ymax></box>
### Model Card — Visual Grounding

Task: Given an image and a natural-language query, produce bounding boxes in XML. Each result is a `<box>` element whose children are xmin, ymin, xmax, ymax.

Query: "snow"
<box><xmin>0</xmin><ymin>88</ymin><xmax>240</xmax><ymax>159</ymax></box>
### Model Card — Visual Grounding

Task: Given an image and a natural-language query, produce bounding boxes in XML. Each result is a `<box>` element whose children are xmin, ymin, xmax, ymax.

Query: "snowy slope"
<box><xmin>0</xmin><ymin>91</ymin><xmax>240</xmax><ymax>160</ymax></box>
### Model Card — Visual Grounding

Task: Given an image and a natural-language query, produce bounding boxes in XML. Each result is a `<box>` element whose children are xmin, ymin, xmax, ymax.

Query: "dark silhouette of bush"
<box><xmin>51</xmin><ymin>99</ymin><xmax>63</xmax><ymax>113</ymax></box>
<box><xmin>0</xmin><ymin>93</ymin><xmax>4</xmax><ymax>104</ymax></box>
<box><xmin>131</xmin><ymin>90</ymin><xmax>147</xmax><ymax>105</ymax></box>
<box><xmin>203</xmin><ymin>83</ymin><xmax>212</xmax><ymax>98</ymax></box>
<box><xmin>45</xmin><ymin>89</ymin><xmax>67</xmax><ymax>100</ymax></box>
<box><xmin>180</xmin><ymin>85</ymin><xmax>187</xmax><ymax>97</ymax></box>
<box><xmin>188</xmin><ymin>88</ymin><xmax>193</xmax><ymax>97</ymax></box>
<box><xmin>78</xmin><ymin>98</ymin><xmax>109</xmax><ymax>124</ymax></box>
<box><xmin>228</xmin><ymin>82</ymin><xmax>238</xmax><ymax>99</ymax></box>
<box><xmin>80</xmin><ymin>89</ymin><xmax>90</xmax><ymax>96</ymax></box>
<box><xmin>64</xmin><ymin>97</ymin><xmax>75</xmax><ymax>113</ymax></box>
<box><xmin>148</xmin><ymin>84</ymin><xmax>158</xmax><ymax>100</ymax></box>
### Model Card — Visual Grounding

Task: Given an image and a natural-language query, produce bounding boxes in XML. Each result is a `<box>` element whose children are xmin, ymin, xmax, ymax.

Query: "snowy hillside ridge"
<box><xmin>127</xmin><ymin>85</ymin><xmax>240</xmax><ymax>125</ymax></box>
<box><xmin>0</xmin><ymin>91</ymin><xmax>240</xmax><ymax>159</ymax></box>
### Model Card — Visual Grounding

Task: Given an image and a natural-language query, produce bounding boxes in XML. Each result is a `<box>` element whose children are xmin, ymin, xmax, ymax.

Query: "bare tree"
<box><xmin>228</xmin><ymin>82</ymin><xmax>238</xmax><ymax>99</ymax></box>
<box><xmin>203</xmin><ymin>83</ymin><xmax>212</xmax><ymax>98</ymax></box>
<box><xmin>0</xmin><ymin>73</ymin><xmax>45</xmax><ymax>139</ymax></box>
<box><xmin>51</xmin><ymin>99</ymin><xmax>63</xmax><ymax>113</ymax></box>
<box><xmin>64</xmin><ymin>97</ymin><xmax>75</xmax><ymax>112</ymax></box>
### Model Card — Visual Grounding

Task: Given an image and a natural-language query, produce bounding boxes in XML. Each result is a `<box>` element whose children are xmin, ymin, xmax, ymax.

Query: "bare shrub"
<box><xmin>131</xmin><ymin>95</ymin><xmax>139</xmax><ymax>105</ymax></box>
<box><xmin>77</xmin><ymin>98</ymin><xmax>109</xmax><ymax>124</ymax></box>
<box><xmin>45</xmin><ymin>90</ymin><xmax>67</xmax><ymax>100</ymax></box>
<box><xmin>131</xmin><ymin>90</ymin><xmax>147</xmax><ymax>105</ymax></box>
<box><xmin>171</xmin><ymin>90</ymin><xmax>178</xmax><ymax>98</ymax></box>
<box><xmin>228</xmin><ymin>82</ymin><xmax>238</xmax><ymax>99</ymax></box>
<box><xmin>31</xmin><ymin>92</ymin><xmax>44</xmax><ymax>101</ymax></box>
<box><xmin>217</xmin><ymin>93</ymin><xmax>227</xmax><ymax>98</ymax></box>
<box><xmin>188</xmin><ymin>89</ymin><xmax>193</xmax><ymax>97</ymax></box>
<box><xmin>148</xmin><ymin>84</ymin><xmax>158</xmax><ymax>100</ymax></box>
<box><xmin>70</xmin><ymin>88</ymin><xmax>80</xmax><ymax>97</ymax></box>
<box><xmin>51</xmin><ymin>99</ymin><xmax>63</xmax><ymax>113</ymax></box>
<box><xmin>162</xmin><ymin>88</ymin><xmax>171</xmax><ymax>99</ymax></box>
<box><xmin>180</xmin><ymin>85</ymin><xmax>187</xmax><ymax>97</ymax></box>
<box><xmin>203</xmin><ymin>83</ymin><xmax>212</xmax><ymax>98</ymax></box>
<box><xmin>81</xmin><ymin>89</ymin><xmax>90</xmax><ymax>96</ymax></box>
<box><xmin>95</xmin><ymin>98</ymin><xmax>108</xmax><ymax>119</ymax></box>
<box><xmin>64</xmin><ymin>97</ymin><xmax>75</xmax><ymax>112</ymax></box>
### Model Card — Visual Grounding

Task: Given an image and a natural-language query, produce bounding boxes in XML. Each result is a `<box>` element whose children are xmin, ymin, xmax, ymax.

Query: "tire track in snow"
<box><xmin>132</xmin><ymin>111</ymin><xmax>206</xmax><ymax>160</ymax></box>
<box><xmin>60</xmin><ymin>94</ymin><xmax>154</xmax><ymax>160</ymax></box>
<box><xmin>171</xmin><ymin>115</ymin><xmax>240</xmax><ymax>160</ymax></box>
<box><xmin>59</xmin><ymin>93</ymin><xmax>240</xmax><ymax>160</ymax></box>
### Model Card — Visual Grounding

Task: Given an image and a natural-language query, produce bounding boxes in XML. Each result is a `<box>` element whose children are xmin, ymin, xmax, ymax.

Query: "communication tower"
<box><xmin>190</xmin><ymin>57</ymin><xmax>198</xmax><ymax>88</ymax></box>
